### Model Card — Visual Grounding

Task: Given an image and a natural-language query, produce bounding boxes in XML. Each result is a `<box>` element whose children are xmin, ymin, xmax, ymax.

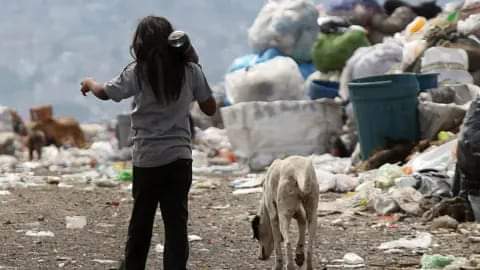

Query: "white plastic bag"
<box><xmin>401</xmin><ymin>40</ymin><xmax>427</xmax><ymax>70</ymax></box>
<box><xmin>225</xmin><ymin>56</ymin><xmax>305</xmax><ymax>104</ymax></box>
<box><xmin>315</xmin><ymin>169</ymin><xmax>337</xmax><ymax>193</ymax></box>
<box><xmin>421</xmin><ymin>47</ymin><xmax>473</xmax><ymax>85</ymax></box>
<box><xmin>407</xmin><ymin>139</ymin><xmax>458</xmax><ymax>172</ymax></box>
<box><xmin>221</xmin><ymin>99</ymin><xmax>343</xmax><ymax>170</ymax></box>
<box><xmin>463</xmin><ymin>0</ymin><xmax>480</xmax><ymax>11</ymax></box>
<box><xmin>458</xmin><ymin>14</ymin><xmax>480</xmax><ymax>37</ymax></box>
<box><xmin>248</xmin><ymin>0</ymin><xmax>319</xmax><ymax>62</ymax></box>
<box><xmin>339</xmin><ymin>39</ymin><xmax>403</xmax><ymax>100</ymax></box>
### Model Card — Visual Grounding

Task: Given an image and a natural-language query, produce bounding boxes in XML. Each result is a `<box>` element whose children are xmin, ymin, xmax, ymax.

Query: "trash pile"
<box><xmin>212</xmin><ymin>0</ymin><xmax>480</xmax><ymax>249</ymax></box>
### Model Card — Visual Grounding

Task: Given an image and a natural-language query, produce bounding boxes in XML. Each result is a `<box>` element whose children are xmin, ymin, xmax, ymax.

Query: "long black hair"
<box><xmin>130</xmin><ymin>16</ymin><xmax>187</xmax><ymax>104</ymax></box>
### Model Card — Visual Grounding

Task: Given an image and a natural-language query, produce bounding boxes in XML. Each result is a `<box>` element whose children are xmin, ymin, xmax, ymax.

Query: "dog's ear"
<box><xmin>251</xmin><ymin>215</ymin><xmax>260</xmax><ymax>240</ymax></box>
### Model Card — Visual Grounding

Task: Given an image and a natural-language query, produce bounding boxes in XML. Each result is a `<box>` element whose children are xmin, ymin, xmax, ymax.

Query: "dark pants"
<box><xmin>124</xmin><ymin>159</ymin><xmax>192</xmax><ymax>270</ymax></box>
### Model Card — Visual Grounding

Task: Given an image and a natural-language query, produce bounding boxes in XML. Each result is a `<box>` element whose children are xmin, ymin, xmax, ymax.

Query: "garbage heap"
<box><xmin>0</xmin><ymin>105</ymin><xmax>135</xmax><ymax>191</ymax></box>
<box><xmin>190</xmin><ymin>0</ymin><xmax>480</xmax><ymax>228</ymax></box>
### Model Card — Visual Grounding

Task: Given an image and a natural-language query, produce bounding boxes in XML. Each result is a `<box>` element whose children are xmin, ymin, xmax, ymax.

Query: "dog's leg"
<box><xmin>304</xmin><ymin>197</ymin><xmax>318</xmax><ymax>270</ymax></box>
<box><xmin>294</xmin><ymin>209</ymin><xmax>306</xmax><ymax>267</ymax></box>
<box><xmin>270</xmin><ymin>215</ymin><xmax>284</xmax><ymax>270</ymax></box>
<box><xmin>279</xmin><ymin>214</ymin><xmax>295</xmax><ymax>270</ymax></box>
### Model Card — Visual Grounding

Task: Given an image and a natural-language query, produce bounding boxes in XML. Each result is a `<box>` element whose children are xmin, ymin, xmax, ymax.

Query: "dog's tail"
<box><xmin>296</xmin><ymin>158</ymin><xmax>318</xmax><ymax>197</ymax></box>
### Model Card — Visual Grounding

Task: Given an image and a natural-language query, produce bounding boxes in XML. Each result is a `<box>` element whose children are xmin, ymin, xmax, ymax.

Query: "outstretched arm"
<box><xmin>80</xmin><ymin>78</ymin><xmax>109</xmax><ymax>100</ymax></box>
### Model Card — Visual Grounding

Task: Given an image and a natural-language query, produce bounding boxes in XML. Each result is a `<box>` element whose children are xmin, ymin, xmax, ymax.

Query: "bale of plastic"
<box><xmin>312</xmin><ymin>29</ymin><xmax>370</xmax><ymax>73</ymax></box>
<box><xmin>248</xmin><ymin>0</ymin><xmax>319</xmax><ymax>62</ymax></box>
<box><xmin>225</xmin><ymin>56</ymin><xmax>305</xmax><ymax>104</ymax></box>
<box><xmin>221</xmin><ymin>99</ymin><xmax>343</xmax><ymax>170</ymax></box>
<box><xmin>421</xmin><ymin>47</ymin><xmax>473</xmax><ymax>85</ymax></box>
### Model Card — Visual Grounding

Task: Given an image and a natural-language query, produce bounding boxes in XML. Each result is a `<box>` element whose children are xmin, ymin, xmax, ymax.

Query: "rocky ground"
<box><xmin>0</xmin><ymin>171</ymin><xmax>480</xmax><ymax>270</ymax></box>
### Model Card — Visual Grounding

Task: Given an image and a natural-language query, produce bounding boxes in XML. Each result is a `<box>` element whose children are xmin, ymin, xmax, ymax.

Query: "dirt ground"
<box><xmin>0</xmin><ymin>175</ymin><xmax>479</xmax><ymax>270</ymax></box>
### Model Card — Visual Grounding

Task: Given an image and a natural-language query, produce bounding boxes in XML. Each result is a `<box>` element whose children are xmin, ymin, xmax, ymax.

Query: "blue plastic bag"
<box><xmin>227</xmin><ymin>48</ymin><xmax>284</xmax><ymax>73</ymax></box>
<box><xmin>298</xmin><ymin>62</ymin><xmax>316</xmax><ymax>79</ymax></box>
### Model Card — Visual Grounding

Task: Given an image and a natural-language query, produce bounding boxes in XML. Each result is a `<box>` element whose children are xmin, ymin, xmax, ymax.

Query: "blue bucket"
<box><xmin>416</xmin><ymin>73</ymin><xmax>439</xmax><ymax>91</ymax></box>
<box><xmin>349</xmin><ymin>74</ymin><xmax>420</xmax><ymax>159</ymax></box>
<box><xmin>309</xmin><ymin>80</ymin><xmax>340</xmax><ymax>100</ymax></box>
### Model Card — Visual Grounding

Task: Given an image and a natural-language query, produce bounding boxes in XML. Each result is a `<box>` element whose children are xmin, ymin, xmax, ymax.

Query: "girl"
<box><xmin>80</xmin><ymin>16</ymin><xmax>216</xmax><ymax>270</ymax></box>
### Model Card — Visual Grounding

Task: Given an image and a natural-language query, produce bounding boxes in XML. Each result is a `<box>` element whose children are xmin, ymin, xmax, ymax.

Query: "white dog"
<box><xmin>251</xmin><ymin>156</ymin><xmax>319</xmax><ymax>270</ymax></box>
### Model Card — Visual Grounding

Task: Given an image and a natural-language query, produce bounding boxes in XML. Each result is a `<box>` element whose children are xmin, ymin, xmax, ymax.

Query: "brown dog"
<box><xmin>26</xmin><ymin>117</ymin><xmax>87</xmax><ymax>160</ymax></box>
<box><xmin>26</xmin><ymin>129</ymin><xmax>46</xmax><ymax>161</ymax></box>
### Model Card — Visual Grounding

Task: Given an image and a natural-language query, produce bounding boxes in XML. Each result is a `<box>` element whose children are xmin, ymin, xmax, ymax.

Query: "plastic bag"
<box><xmin>421</xmin><ymin>47</ymin><xmax>473</xmax><ymax>85</ymax></box>
<box><xmin>335</xmin><ymin>174</ymin><xmax>359</xmax><ymax>193</ymax></box>
<box><xmin>312</xmin><ymin>30</ymin><xmax>370</xmax><ymax>73</ymax></box>
<box><xmin>413</xmin><ymin>170</ymin><xmax>452</xmax><ymax>197</ymax></box>
<box><xmin>227</xmin><ymin>48</ymin><xmax>284</xmax><ymax>73</ymax></box>
<box><xmin>374</xmin><ymin>164</ymin><xmax>405</xmax><ymax>190</ymax></box>
<box><xmin>401</xmin><ymin>40</ymin><xmax>427</xmax><ymax>70</ymax></box>
<box><xmin>221</xmin><ymin>99</ymin><xmax>343</xmax><ymax>170</ymax></box>
<box><xmin>421</xmin><ymin>255</ymin><xmax>455</xmax><ymax>269</ymax></box>
<box><xmin>458</xmin><ymin>14</ymin><xmax>480</xmax><ymax>37</ymax></box>
<box><xmin>418</xmin><ymin>101</ymin><xmax>467</xmax><ymax>140</ymax></box>
<box><xmin>339</xmin><ymin>39</ymin><xmax>403</xmax><ymax>99</ymax></box>
<box><xmin>225</xmin><ymin>56</ymin><xmax>305</xmax><ymax>104</ymax></box>
<box><xmin>248</xmin><ymin>0</ymin><xmax>319</xmax><ymax>62</ymax></box>
<box><xmin>316</xmin><ymin>169</ymin><xmax>337</xmax><ymax>193</ymax></box>
<box><xmin>407</xmin><ymin>139</ymin><xmax>458</xmax><ymax>172</ymax></box>
<box><xmin>463</xmin><ymin>0</ymin><xmax>480</xmax><ymax>12</ymax></box>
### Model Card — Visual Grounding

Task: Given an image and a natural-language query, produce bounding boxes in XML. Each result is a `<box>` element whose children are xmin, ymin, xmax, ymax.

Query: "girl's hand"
<box><xmin>80</xmin><ymin>78</ymin><xmax>95</xmax><ymax>96</ymax></box>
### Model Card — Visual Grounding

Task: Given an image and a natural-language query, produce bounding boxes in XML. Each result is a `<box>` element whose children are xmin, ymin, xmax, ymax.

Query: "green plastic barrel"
<box><xmin>349</xmin><ymin>74</ymin><xmax>420</xmax><ymax>160</ymax></box>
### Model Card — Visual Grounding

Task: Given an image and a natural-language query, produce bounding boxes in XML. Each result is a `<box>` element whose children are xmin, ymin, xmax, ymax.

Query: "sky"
<box><xmin>0</xmin><ymin>0</ymin><xmax>459</xmax><ymax>122</ymax></box>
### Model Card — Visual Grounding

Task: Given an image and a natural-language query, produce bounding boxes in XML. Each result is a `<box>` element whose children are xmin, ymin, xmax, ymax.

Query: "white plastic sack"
<box><xmin>248</xmin><ymin>0</ymin><xmax>319</xmax><ymax>62</ymax></box>
<box><xmin>421</xmin><ymin>47</ymin><xmax>473</xmax><ymax>85</ymax></box>
<box><xmin>221</xmin><ymin>99</ymin><xmax>343</xmax><ymax>170</ymax></box>
<box><xmin>225</xmin><ymin>57</ymin><xmax>305</xmax><ymax>104</ymax></box>
<box><xmin>418</xmin><ymin>101</ymin><xmax>467</xmax><ymax>140</ymax></box>
<box><xmin>339</xmin><ymin>39</ymin><xmax>403</xmax><ymax>100</ymax></box>
<box><xmin>316</xmin><ymin>169</ymin><xmax>359</xmax><ymax>193</ymax></box>
<box><xmin>315</xmin><ymin>169</ymin><xmax>337</xmax><ymax>193</ymax></box>
<box><xmin>335</xmin><ymin>174</ymin><xmax>359</xmax><ymax>193</ymax></box>
<box><xmin>402</xmin><ymin>40</ymin><xmax>427</xmax><ymax>70</ymax></box>
<box><xmin>463</xmin><ymin>0</ymin><xmax>480</xmax><ymax>11</ymax></box>
<box><xmin>378</xmin><ymin>232</ymin><xmax>432</xmax><ymax>250</ymax></box>
<box><xmin>458</xmin><ymin>14</ymin><xmax>480</xmax><ymax>36</ymax></box>
<box><xmin>390</xmin><ymin>187</ymin><xmax>423</xmax><ymax>216</ymax></box>
<box><xmin>407</xmin><ymin>139</ymin><xmax>457</xmax><ymax>173</ymax></box>
<box><xmin>195</xmin><ymin>127</ymin><xmax>231</xmax><ymax>151</ymax></box>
